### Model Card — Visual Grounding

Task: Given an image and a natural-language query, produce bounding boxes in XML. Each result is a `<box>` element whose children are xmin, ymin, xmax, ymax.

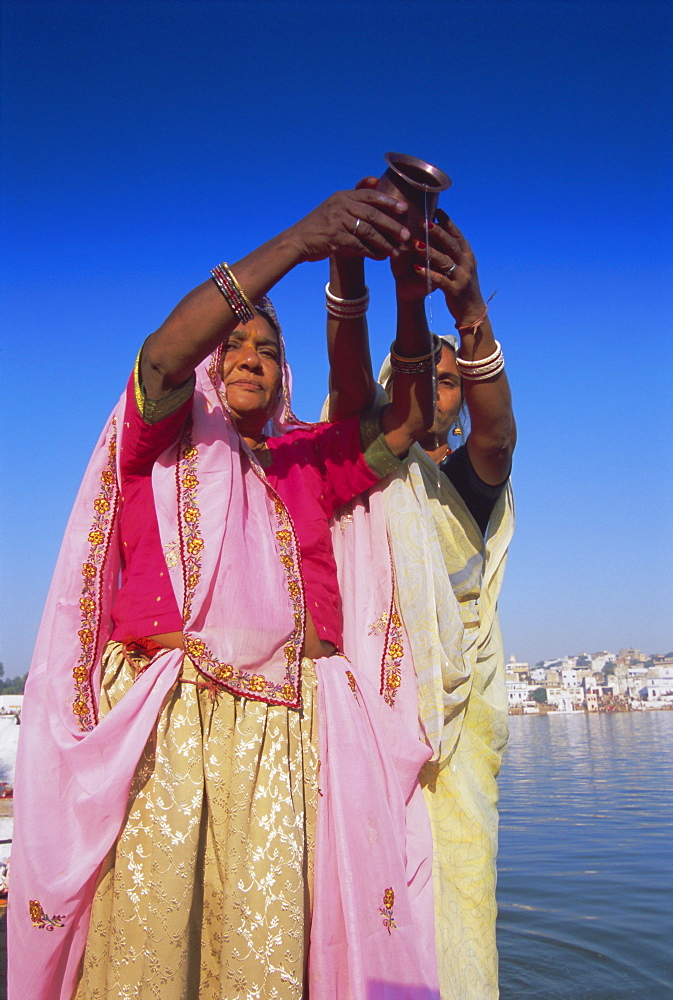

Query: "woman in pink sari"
<box><xmin>9</xmin><ymin>183</ymin><xmax>442</xmax><ymax>1000</ymax></box>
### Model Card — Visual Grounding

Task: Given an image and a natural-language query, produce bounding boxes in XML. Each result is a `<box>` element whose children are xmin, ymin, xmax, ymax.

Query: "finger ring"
<box><xmin>447</xmin><ymin>262</ymin><xmax>457</xmax><ymax>276</ymax></box>
<box><xmin>354</xmin><ymin>218</ymin><xmax>362</xmax><ymax>236</ymax></box>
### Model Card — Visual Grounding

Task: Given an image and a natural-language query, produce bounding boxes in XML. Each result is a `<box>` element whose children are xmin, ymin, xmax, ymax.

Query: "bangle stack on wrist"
<box><xmin>211</xmin><ymin>263</ymin><xmax>256</xmax><ymax>324</ymax></box>
<box><xmin>325</xmin><ymin>283</ymin><xmax>370</xmax><ymax>319</ymax></box>
<box><xmin>389</xmin><ymin>334</ymin><xmax>443</xmax><ymax>375</ymax></box>
<box><xmin>456</xmin><ymin>341</ymin><xmax>505</xmax><ymax>381</ymax></box>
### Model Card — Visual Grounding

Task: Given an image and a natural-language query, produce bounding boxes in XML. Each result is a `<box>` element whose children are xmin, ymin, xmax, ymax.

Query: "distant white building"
<box><xmin>506</xmin><ymin>680</ymin><xmax>531</xmax><ymax>707</ymax></box>
<box><xmin>590</xmin><ymin>652</ymin><xmax>616</xmax><ymax>672</ymax></box>
<box><xmin>646</xmin><ymin>672</ymin><xmax>673</xmax><ymax>703</ymax></box>
<box><xmin>507</xmin><ymin>657</ymin><xmax>530</xmax><ymax>682</ymax></box>
<box><xmin>627</xmin><ymin>666</ymin><xmax>649</xmax><ymax>697</ymax></box>
<box><xmin>605</xmin><ymin>675</ymin><xmax>622</xmax><ymax>696</ymax></box>
<box><xmin>546</xmin><ymin>687</ymin><xmax>576</xmax><ymax>713</ymax></box>
<box><xmin>561</xmin><ymin>667</ymin><xmax>579</xmax><ymax>688</ymax></box>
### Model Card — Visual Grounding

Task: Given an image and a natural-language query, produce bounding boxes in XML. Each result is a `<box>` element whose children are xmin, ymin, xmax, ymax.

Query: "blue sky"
<box><xmin>1</xmin><ymin>0</ymin><xmax>672</xmax><ymax>674</ymax></box>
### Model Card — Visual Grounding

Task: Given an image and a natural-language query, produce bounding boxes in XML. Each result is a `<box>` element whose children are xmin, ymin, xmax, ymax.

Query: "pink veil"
<box><xmin>8</xmin><ymin>330</ymin><xmax>306</xmax><ymax>999</ymax></box>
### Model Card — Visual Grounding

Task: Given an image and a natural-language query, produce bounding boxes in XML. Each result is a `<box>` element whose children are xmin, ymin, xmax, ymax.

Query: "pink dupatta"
<box><xmin>310</xmin><ymin>487</ymin><xmax>440</xmax><ymax>999</ymax></box>
<box><xmin>9</xmin><ymin>356</ymin><xmax>305</xmax><ymax>1000</ymax></box>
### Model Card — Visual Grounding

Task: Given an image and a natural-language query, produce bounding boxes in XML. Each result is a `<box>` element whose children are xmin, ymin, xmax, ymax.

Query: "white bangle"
<box><xmin>325</xmin><ymin>283</ymin><xmax>370</xmax><ymax>319</ymax></box>
<box><xmin>455</xmin><ymin>342</ymin><xmax>502</xmax><ymax>367</ymax></box>
<box><xmin>455</xmin><ymin>342</ymin><xmax>505</xmax><ymax>381</ymax></box>
<box><xmin>326</xmin><ymin>302</ymin><xmax>369</xmax><ymax>319</ymax></box>
<box><xmin>325</xmin><ymin>283</ymin><xmax>370</xmax><ymax>307</ymax></box>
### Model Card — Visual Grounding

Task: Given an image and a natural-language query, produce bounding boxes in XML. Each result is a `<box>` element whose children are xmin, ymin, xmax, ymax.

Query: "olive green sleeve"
<box><xmin>359</xmin><ymin>409</ymin><xmax>406</xmax><ymax>478</ymax></box>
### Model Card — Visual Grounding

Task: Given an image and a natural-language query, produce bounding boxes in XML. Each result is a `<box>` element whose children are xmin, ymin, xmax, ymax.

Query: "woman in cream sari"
<box><xmin>326</xmin><ymin>205</ymin><xmax>516</xmax><ymax>1000</ymax></box>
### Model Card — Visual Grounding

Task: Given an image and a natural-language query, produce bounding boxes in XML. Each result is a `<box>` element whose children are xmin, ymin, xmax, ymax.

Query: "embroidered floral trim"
<box><xmin>176</xmin><ymin>426</ymin><xmax>203</xmax><ymax>629</ymax></box>
<box><xmin>370</xmin><ymin>606</ymin><xmax>404</xmax><ymax>708</ymax></box>
<box><xmin>29</xmin><ymin>899</ymin><xmax>66</xmax><ymax>931</ymax></box>
<box><xmin>368</xmin><ymin>611</ymin><xmax>388</xmax><ymax>636</ymax></box>
<box><xmin>74</xmin><ymin>419</ymin><xmax>119</xmax><ymax>731</ymax></box>
<box><xmin>345</xmin><ymin>670</ymin><xmax>360</xmax><ymax>703</ymax></box>
<box><xmin>374</xmin><ymin>546</ymin><xmax>405</xmax><ymax>708</ymax></box>
<box><xmin>177</xmin><ymin>420</ymin><xmax>305</xmax><ymax>708</ymax></box>
<box><xmin>379</xmin><ymin>887</ymin><xmax>397</xmax><ymax>934</ymax></box>
<box><xmin>381</xmin><ymin>607</ymin><xmax>404</xmax><ymax>708</ymax></box>
<box><xmin>163</xmin><ymin>539</ymin><xmax>179</xmax><ymax>569</ymax></box>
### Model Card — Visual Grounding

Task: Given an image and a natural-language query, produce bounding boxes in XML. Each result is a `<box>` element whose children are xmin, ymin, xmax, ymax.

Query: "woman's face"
<box><xmin>220</xmin><ymin>314</ymin><xmax>282</xmax><ymax>434</ymax></box>
<box><xmin>420</xmin><ymin>345</ymin><xmax>462</xmax><ymax>448</ymax></box>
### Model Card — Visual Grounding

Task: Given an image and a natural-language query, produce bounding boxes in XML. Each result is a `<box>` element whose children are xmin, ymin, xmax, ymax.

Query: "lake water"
<box><xmin>497</xmin><ymin>711</ymin><xmax>673</xmax><ymax>999</ymax></box>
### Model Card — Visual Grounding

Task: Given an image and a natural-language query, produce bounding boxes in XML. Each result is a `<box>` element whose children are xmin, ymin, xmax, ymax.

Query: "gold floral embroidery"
<box><xmin>163</xmin><ymin>540</ymin><xmax>180</xmax><ymax>569</ymax></box>
<box><xmin>369</xmin><ymin>546</ymin><xmax>405</xmax><ymax>708</ymax></box>
<box><xmin>369</xmin><ymin>606</ymin><xmax>404</xmax><ymax>708</ymax></box>
<box><xmin>74</xmin><ymin>418</ymin><xmax>119</xmax><ymax>731</ymax></box>
<box><xmin>185</xmin><ymin>637</ymin><xmax>205</xmax><ymax>658</ymax></box>
<box><xmin>177</xmin><ymin>422</ymin><xmax>203</xmax><ymax>630</ymax></box>
<box><xmin>213</xmin><ymin>663</ymin><xmax>234</xmax><ymax>682</ymax></box>
<box><xmin>379</xmin><ymin>887</ymin><xmax>397</xmax><ymax>934</ymax></box>
<box><xmin>29</xmin><ymin>899</ymin><xmax>66</xmax><ymax>931</ymax></box>
<box><xmin>381</xmin><ymin>605</ymin><xmax>404</xmax><ymax>707</ymax></box>
<box><xmin>345</xmin><ymin>670</ymin><xmax>359</xmax><ymax>702</ymax></box>
<box><xmin>176</xmin><ymin>420</ymin><xmax>305</xmax><ymax>707</ymax></box>
<box><xmin>368</xmin><ymin>611</ymin><xmax>388</xmax><ymax>636</ymax></box>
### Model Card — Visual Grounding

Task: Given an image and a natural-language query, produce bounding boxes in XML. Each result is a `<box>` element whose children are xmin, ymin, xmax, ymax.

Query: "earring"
<box><xmin>452</xmin><ymin>425</ymin><xmax>463</xmax><ymax>436</ymax></box>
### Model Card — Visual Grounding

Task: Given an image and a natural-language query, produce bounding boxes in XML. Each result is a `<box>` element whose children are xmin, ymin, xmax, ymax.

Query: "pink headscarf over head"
<box><xmin>9</xmin><ymin>326</ymin><xmax>307</xmax><ymax>999</ymax></box>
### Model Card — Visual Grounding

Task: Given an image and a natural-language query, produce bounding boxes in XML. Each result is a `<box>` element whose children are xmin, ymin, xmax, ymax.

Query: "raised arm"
<box><xmin>417</xmin><ymin>210</ymin><xmax>516</xmax><ymax>484</ymax></box>
<box><xmin>325</xmin><ymin>182</ymin><xmax>435</xmax><ymax>456</ymax></box>
<box><xmin>141</xmin><ymin>187</ymin><xmax>411</xmax><ymax>400</ymax></box>
<box><xmin>326</xmin><ymin>254</ymin><xmax>376</xmax><ymax>420</ymax></box>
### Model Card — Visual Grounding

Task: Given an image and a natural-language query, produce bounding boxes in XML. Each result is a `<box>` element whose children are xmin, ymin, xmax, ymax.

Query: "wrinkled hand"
<box><xmin>286</xmin><ymin>184</ymin><xmax>411</xmax><ymax>263</ymax></box>
<box><xmin>408</xmin><ymin>209</ymin><xmax>486</xmax><ymax>325</ymax></box>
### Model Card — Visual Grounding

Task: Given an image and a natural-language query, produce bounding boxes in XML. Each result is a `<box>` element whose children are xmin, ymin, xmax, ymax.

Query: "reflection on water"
<box><xmin>497</xmin><ymin>712</ymin><xmax>673</xmax><ymax>999</ymax></box>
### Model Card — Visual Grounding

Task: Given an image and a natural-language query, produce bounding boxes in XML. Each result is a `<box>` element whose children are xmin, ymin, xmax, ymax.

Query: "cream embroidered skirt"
<box><xmin>74</xmin><ymin>644</ymin><xmax>318</xmax><ymax>1000</ymax></box>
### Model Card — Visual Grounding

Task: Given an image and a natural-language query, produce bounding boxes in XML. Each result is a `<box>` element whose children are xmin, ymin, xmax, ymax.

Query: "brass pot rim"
<box><xmin>384</xmin><ymin>152</ymin><xmax>451</xmax><ymax>193</ymax></box>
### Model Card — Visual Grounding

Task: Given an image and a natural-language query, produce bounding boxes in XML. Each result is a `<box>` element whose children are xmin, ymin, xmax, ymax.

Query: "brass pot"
<box><xmin>377</xmin><ymin>152</ymin><xmax>451</xmax><ymax>241</ymax></box>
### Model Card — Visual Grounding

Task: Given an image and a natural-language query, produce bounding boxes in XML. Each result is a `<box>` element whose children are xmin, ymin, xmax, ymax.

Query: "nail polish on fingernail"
<box><xmin>416</xmin><ymin>241</ymin><xmax>426</xmax><ymax>250</ymax></box>
<box><xmin>414</xmin><ymin>265</ymin><xmax>424</xmax><ymax>273</ymax></box>
<box><xmin>427</xmin><ymin>221</ymin><xmax>435</xmax><ymax>230</ymax></box>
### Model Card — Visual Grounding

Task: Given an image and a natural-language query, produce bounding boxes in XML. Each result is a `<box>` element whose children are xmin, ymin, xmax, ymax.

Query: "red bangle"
<box><xmin>455</xmin><ymin>289</ymin><xmax>498</xmax><ymax>333</ymax></box>
<box><xmin>455</xmin><ymin>305</ymin><xmax>488</xmax><ymax>332</ymax></box>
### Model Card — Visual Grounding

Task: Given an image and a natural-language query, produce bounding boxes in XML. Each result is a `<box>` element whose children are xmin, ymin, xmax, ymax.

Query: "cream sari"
<box><xmin>389</xmin><ymin>446</ymin><xmax>514</xmax><ymax>1000</ymax></box>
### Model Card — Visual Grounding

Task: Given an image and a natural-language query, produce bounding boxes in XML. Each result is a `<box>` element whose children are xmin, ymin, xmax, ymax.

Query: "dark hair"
<box><xmin>254</xmin><ymin>300</ymin><xmax>281</xmax><ymax>342</ymax></box>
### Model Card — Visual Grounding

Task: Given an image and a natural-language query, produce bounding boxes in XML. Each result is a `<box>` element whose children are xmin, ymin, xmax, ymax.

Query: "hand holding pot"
<box><xmin>411</xmin><ymin>209</ymin><xmax>487</xmax><ymax>327</ymax></box>
<box><xmin>285</xmin><ymin>187</ymin><xmax>411</xmax><ymax>263</ymax></box>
